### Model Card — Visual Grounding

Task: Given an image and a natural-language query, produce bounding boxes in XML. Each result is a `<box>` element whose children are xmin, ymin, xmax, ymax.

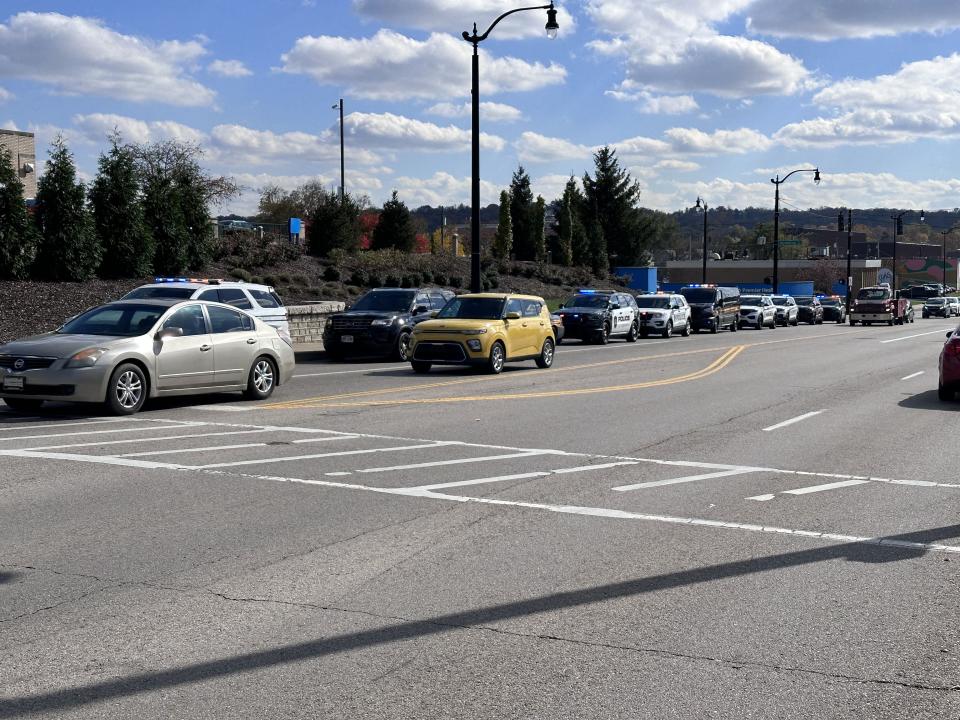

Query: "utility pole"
<box><xmin>332</xmin><ymin>99</ymin><xmax>345</xmax><ymax>203</ymax></box>
<box><xmin>845</xmin><ymin>209</ymin><xmax>853</xmax><ymax>312</ymax></box>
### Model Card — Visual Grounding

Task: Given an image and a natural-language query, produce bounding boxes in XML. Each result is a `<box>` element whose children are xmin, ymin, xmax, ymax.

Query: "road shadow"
<box><xmin>2</xmin><ymin>523</ymin><xmax>957</xmax><ymax>717</ymax></box>
<box><xmin>0</xmin><ymin>392</ymin><xmax>253</xmax><ymax>420</ymax></box>
<box><xmin>0</xmin><ymin>571</ymin><xmax>17</xmax><ymax>585</ymax></box>
<box><xmin>898</xmin><ymin>390</ymin><xmax>960</xmax><ymax>411</ymax></box>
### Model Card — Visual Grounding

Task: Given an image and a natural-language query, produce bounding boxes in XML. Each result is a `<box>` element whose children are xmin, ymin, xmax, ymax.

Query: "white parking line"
<box><xmin>901</xmin><ymin>371</ymin><xmax>925</xmax><ymax>381</ymax></box>
<box><xmin>0</xmin><ymin>423</ymin><xmax>201</xmax><ymax>442</ymax></box>
<box><xmin>117</xmin><ymin>434</ymin><xmax>358</xmax><ymax>457</ymax></box>
<box><xmin>783</xmin><ymin>479</ymin><xmax>871</xmax><ymax>495</ymax></box>
<box><xmin>747</xmin><ymin>494</ymin><xmax>776</xmax><ymax>502</ymax></box>
<box><xmin>0</xmin><ymin>417</ymin><xmax>132</xmax><ymax>432</ymax></box>
<box><xmin>28</xmin><ymin>429</ymin><xmax>269</xmax><ymax>451</ymax></box>
<box><xmin>762</xmin><ymin>411</ymin><xmax>824</xmax><ymax>432</ymax></box>
<box><xmin>881</xmin><ymin>328</ymin><xmax>954</xmax><ymax>344</ymax></box>
<box><xmin>293</xmin><ymin>366</ymin><xmax>408</xmax><ymax>378</ymax></box>
<box><xmin>358</xmin><ymin>451</ymin><xmax>553</xmax><ymax>474</ymax></box>
<box><xmin>409</xmin><ymin>461</ymin><xmax>639</xmax><ymax>492</ymax></box>
<box><xmin>192</xmin><ymin>442</ymin><xmax>453</xmax><ymax>469</ymax></box>
<box><xmin>189</xmin><ymin>404</ymin><xmax>253</xmax><ymax>412</ymax></box>
<box><xmin>612</xmin><ymin>467</ymin><xmax>759</xmax><ymax>492</ymax></box>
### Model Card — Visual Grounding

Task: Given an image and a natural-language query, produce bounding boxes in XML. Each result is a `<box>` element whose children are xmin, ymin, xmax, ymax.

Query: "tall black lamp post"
<box><xmin>843</xmin><ymin>208</ymin><xmax>853</xmax><ymax>311</ymax></box>
<box><xmin>941</xmin><ymin>227</ymin><xmax>958</xmax><ymax>288</ymax></box>
<box><xmin>890</xmin><ymin>210</ymin><xmax>924</xmax><ymax>293</ymax></box>
<box><xmin>695</xmin><ymin>197</ymin><xmax>708</xmax><ymax>283</ymax></box>
<box><xmin>463</xmin><ymin>3</ymin><xmax>559</xmax><ymax>293</ymax></box>
<box><xmin>771</xmin><ymin>167</ymin><xmax>820</xmax><ymax>293</ymax></box>
<box><xmin>332</xmin><ymin>99</ymin><xmax>345</xmax><ymax>202</ymax></box>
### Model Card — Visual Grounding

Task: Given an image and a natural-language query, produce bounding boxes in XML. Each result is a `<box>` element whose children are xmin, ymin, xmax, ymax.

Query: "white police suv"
<box><xmin>635</xmin><ymin>293</ymin><xmax>691</xmax><ymax>338</ymax></box>
<box><xmin>123</xmin><ymin>278</ymin><xmax>291</xmax><ymax>344</ymax></box>
<box><xmin>739</xmin><ymin>294</ymin><xmax>777</xmax><ymax>330</ymax></box>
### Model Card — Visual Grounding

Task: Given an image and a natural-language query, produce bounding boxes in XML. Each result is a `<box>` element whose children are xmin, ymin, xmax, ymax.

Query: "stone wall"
<box><xmin>287</xmin><ymin>301</ymin><xmax>344</xmax><ymax>345</ymax></box>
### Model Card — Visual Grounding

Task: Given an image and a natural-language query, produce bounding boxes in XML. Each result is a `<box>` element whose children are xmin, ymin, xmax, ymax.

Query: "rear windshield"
<box><xmin>123</xmin><ymin>286</ymin><xmax>196</xmax><ymax>300</ymax></box>
<box><xmin>58</xmin><ymin>304</ymin><xmax>165</xmax><ymax>337</ymax></box>
<box><xmin>563</xmin><ymin>294</ymin><xmax>610</xmax><ymax>309</ymax></box>
<box><xmin>771</xmin><ymin>297</ymin><xmax>791</xmax><ymax>306</ymax></box>
<box><xmin>795</xmin><ymin>297</ymin><xmax>815</xmax><ymax>306</ymax></box>
<box><xmin>741</xmin><ymin>296</ymin><xmax>763</xmax><ymax>304</ymax></box>
<box><xmin>436</xmin><ymin>297</ymin><xmax>505</xmax><ymax>320</ymax></box>
<box><xmin>351</xmin><ymin>290</ymin><xmax>416</xmax><ymax>312</ymax></box>
<box><xmin>681</xmin><ymin>288</ymin><xmax>718</xmax><ymax>304</ymax></box>
<box><xmin>636</xmin><ymin>296</ymin><xmax>670</xmax><ymax>309</ymax></box>
<box><xmin>857</xmin><ymin>288</ymin><xmax>890</xmax><ymax>300</ymax></box>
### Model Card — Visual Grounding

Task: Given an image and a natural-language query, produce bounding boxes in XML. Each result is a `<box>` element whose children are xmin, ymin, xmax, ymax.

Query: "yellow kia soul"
<box><xmin>409</xmin><ymin>293</ymin><xmax>555</xmax><ymax>374</ymax></box>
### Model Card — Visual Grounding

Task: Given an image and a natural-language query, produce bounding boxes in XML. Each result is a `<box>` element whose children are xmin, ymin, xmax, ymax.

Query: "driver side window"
<box><xmin>162</xmin><ymin>305</ymin><xmax>207</xmax><ymax>336</ymax></box>
<box><xmin>505</xmin><ymin>298</ymin><xmax>522</xmax><ymax>316</ymax></box>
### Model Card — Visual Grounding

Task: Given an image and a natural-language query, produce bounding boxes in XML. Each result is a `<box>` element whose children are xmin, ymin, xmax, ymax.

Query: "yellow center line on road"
<box><xmin>269</xmin><ymin>345</ymin><xmax>746</xmax><ymax>409</ymax></box>
<box><xmin>265</xmin><ymin>344</ymin><xmax>735</xmax><ymax>410</ymax></box>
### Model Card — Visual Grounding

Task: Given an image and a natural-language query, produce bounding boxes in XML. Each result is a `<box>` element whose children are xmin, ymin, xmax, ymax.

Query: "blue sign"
<box><xmin>288</xmin><ymin>217</ymin><xmax>302</xmax><ymax>235</ymax></box>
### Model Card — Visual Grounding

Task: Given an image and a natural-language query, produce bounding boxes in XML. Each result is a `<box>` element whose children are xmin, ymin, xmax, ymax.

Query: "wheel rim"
<box><xmin>542</xmin><ymin>341</ymin><xmax>554</xmax><ymax>366</ymax></box>
<box><xmin>115</xmin><ymin>370</ymin><xmax>142</xmax><ymax>409</ymax></box>
<box><xmin>398</xmin><ymin>333</ymin><xmax>411</xmax><ymax>361</ymax></box>
<box><xmin>492</xmin><ymin>345</ymin><xmax>504</xmax><ymax>372</ymax></box>
<box><xmin>254</xmin><ymin>360</ymin><xmax>274</xmax><ymax>393</ymax></box>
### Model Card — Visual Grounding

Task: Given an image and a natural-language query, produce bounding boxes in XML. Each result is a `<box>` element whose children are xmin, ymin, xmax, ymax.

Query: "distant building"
<box><xmin>0</xmin><ymin>129</ymin><xmax>36</xmax><ymax>199</ymax></box>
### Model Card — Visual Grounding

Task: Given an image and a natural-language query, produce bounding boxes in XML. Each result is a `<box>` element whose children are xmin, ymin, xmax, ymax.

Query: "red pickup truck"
<box><xmin>849</xmin><ymin>286</ymin><xmax>915</xmax><ymax>326</ymax></box>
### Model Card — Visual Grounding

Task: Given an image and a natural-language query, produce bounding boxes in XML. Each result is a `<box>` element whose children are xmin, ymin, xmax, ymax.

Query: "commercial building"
<box><xmin>0</xmin><ymin>129</ymin><xmax>37</xmax><ymax>200</ymax></box>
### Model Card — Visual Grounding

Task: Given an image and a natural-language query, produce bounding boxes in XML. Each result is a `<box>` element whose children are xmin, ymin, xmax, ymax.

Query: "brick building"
<box><xmin>0</xmin><ymin>129</ymin><xmax>37</xmax><ymax>199</ymax></box>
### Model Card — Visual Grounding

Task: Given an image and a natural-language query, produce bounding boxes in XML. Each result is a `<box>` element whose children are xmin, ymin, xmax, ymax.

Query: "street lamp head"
<box><xmin>695</xmin><ymin>196</ymin><xmax>703</xmax><ymax>212</ymax></box>
<box><xmin>813</xmin><ymin>168</ymin><xmax>821</xmax><ymax>185</ymax></box>
<box><xmin>920</xmin><ymin>209</ymin><xmax>926</xmax><ymax>223</ymax></box>
<box><xmin>545</xmin><ymin>4</ymin><xmax>559</xmax><ymax>39</ymax></box>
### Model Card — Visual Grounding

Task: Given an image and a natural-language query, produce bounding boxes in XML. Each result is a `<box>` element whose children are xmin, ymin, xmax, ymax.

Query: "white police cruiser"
<box><xmin>635</xmin><ymin>293</ymin><xmax>691</xmax><ymax>338</ymax></box>
<box><xmin>123</xmin><ymin>278</ymin><xmax>291</xmax><ymax>344</ymax></box>
<box><xmin>555</xmin><ymin>290</ymin><xmax>640</xmax><ymax>344</ymax></box>
<box><xmin>739</xmin><ymin>294</ymin><xmax>777</xmax><ymax>330</ymax></box>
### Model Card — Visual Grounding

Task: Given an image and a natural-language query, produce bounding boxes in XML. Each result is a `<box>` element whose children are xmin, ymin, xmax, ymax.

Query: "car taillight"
<box><xmin>946</xmin><ymin>340</ymin><xmax>960</xmax><ymax>357</ymax></box>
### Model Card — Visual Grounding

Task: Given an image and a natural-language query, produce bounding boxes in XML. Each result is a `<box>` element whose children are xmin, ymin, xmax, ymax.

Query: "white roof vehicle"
<box><xmin>123</xmin><ymin>279</ymin><xmax>291</xmax><ymax>345</ymax></box>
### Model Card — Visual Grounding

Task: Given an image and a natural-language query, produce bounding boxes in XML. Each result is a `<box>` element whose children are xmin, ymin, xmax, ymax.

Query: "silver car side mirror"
<box><xmin>157</xmin><ymin>327</ymin><xmax>183</xmax><ymax>341</ymax></box>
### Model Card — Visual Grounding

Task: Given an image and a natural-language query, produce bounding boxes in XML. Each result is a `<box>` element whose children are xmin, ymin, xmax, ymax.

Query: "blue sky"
<box><xmin>2</xmin><ymin>1</ymin><xmax>960</xmax><ymax>215</ymax></box>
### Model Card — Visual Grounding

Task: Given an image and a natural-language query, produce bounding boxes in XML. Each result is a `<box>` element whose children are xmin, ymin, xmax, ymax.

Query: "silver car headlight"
<box><xmin>65</xmin><ymin>348</ymin><xmax>108</xmax><ymax>368</ymax></box>
<box><xmin>371</xmin><ymin>317</ymin><xmax>394</xmax><ymax>327</ymax></box>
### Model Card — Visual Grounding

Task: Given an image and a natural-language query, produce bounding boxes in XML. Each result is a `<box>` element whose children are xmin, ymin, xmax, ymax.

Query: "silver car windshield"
<box><xmin>58</xmin><ymin>304</ymin><xmax>166</xmax><ymax>337</ymax></box>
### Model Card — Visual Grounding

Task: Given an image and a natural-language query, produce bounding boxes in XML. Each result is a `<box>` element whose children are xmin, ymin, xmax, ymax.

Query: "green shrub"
<box><xmin>433</xmin><ymin>273</ymin><xmax>447</xmax><ymax>286</ymax></box>
<box><xmin>385</xmin><ymin>274</ymin><xmax>400</xmax><ymax>287</ymax></box>
<box><xmin>421</xmin><ymin>270</ymin><xmax>433</xmax><ymax>283</ymax></box>
<box><xmin>229</xmin><ymin>267</ymin><xmax>253</xmax><ymax>282</ymax></box>
<box><xmin>323</xmin><ymin>265</ymin><xmax>341</xmax><ymax>282</ymax></box>
<box><xmin>449</xmin><ymin>275</ymin><xmax>463</xmax><ymax>288</ymax></box>
<box><xmin>349</xmin><ymin>270</ymin><xmax>367</xmax><ymax>287</ymax></box>
<box><xmin>276</xmin><ymin>273</ymin><xmax>291</xmax><ymax>284</ymax></box>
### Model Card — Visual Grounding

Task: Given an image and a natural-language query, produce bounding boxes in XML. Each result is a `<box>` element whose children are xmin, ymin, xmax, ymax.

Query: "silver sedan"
<box><xmin>0</xmin><ymin>299</ymin><xmax>295</xmax><ymax>415</ymax></box>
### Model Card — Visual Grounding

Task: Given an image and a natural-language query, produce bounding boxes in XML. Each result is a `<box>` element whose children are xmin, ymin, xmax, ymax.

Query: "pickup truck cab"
<box><xmin>850</xmin><ymin>286</ymin><xmax>913</xmax><ymax>326</ymax></box>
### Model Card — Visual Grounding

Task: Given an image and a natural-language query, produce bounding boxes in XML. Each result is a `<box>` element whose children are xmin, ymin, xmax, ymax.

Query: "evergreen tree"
<box><xmin>533</xmin><ymin>195</ymin><xmax>547</xmax><ymax>262</ymax></box>
<box><xmin>178</xmin><ymin>173</ymin><xmax>214</xmax><ymax>271</ymax></box>
<box><xmin>492</xmin><ymin>189</ymin><xmax>513</xmax><ymax>259</ymax></box>
<box><xmin>557</xmin><ymin>177</ymin><xmax>589</xmax><ymax>266</ymax></box>
<box><xmin>34</xmin><ymin>137</ymin><xmax>100</xmax><ymax>281</ymax></box>
<box><xmin>585</xmin><ymin>203</ymin><xmax>608</xmax><ymax>275</ymax></box>
<box><xmin>582</xmin><ymin>146</ymin><xmax>644</xmax><ymax>265</ymax></box>
<box><xmin>90</xmin><ymin>136</ymin><xmax>153</xmax><ymax>278</ymax></box>
<box><xmin>143</xmin><ymin>175</ymin><xmax>189</xmax><ymax>274</ymax></box>
<box><xmin>372</xmin><ymin>191</ymin><xmax>416</xmax><ymax>251</ymax></box>
<box><xmin>307</xmin><ymin>189</ymin><xmax>365</xmax><ymax>257</ymax></box>
<box><xmin>0</xmin><ymin>147</ymin><xmax>38</xmax><ymax>279</ymax></box>
<box><xmin>556</xmin><ymin>194</ymin><xmax>573</xmax><ymax>267</ymax></box>
<box><xmin>509</xmin><ymin>166</ymin><xmax>535</xmax><ymax>260</ymax></box>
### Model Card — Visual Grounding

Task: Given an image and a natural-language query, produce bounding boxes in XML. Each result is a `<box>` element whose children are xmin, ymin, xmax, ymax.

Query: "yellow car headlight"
<box><xmin>461</xmin><ymin>328</ymin><xmax>488</xmax><ymax>335</ymax></box>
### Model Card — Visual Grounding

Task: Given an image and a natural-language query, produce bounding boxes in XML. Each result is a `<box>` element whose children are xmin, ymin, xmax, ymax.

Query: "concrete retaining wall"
<box><xmin>287</xmin><ymin>301</ymin><xmax>344</xmax><ymax>345</ymax></box>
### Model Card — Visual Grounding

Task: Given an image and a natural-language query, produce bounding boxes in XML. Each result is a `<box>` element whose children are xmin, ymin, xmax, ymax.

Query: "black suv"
<box><xmin>679</xmin><ymin>285</ymin><xmax>740</xmax><ymax>333</ymax></box>
<box><xmin>795</xmin><ymin>296</ymin><xmax>824</xmax><ymax>324</ymax></box>
<box><xmin>555</xmin><ymin>291</ymin><xmax>639</xmax><ymax>344</ymax></box>
<box><xmin>324</xmin><ymin>288</ymin><xmax>454</xmax><ymax>360</ymax></box>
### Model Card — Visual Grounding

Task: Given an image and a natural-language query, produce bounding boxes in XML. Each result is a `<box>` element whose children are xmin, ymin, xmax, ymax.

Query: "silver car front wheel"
<box><xmin>245</xmin><ymin>357</ymin><xmax>277</xmax><ymax>400</ymax></box>
<box><xmin>106</xmin><ymin>363</ymin><xmax>147</xmax><ymax>415</ymax></box>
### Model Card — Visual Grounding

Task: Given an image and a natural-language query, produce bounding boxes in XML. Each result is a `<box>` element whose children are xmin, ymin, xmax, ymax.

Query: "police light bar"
<box><xmin>153</xmin><ymin>277</ymin><xmax>223</xmax><ymax>284</ymax></box>
<box><xmin>685</xmin><ymin>284</ymin><xmax>716</xmax><ymax>288</ymax></box>
<box><xmin>578</xmin><ymin>289</ymin><xmax>597</xmax><ymax>294</ymax></box>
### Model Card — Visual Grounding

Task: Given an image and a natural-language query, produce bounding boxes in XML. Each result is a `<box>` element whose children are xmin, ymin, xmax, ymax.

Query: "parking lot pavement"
<box><xmin>3</xmin><ymin>321</ymin><xmax>960</xmax><ymax>718</ymax></box>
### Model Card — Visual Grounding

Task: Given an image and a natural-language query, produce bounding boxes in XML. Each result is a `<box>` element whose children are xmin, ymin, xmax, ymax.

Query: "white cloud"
<box><xmin>532</xmin><ymin>173</ymin><xmax>578</xmax><ymax>202</ymax></box>
<box><xmin>605</xmin><ymin>86</ymin><xmax>699</xmax><ymax>114</ymax></box>
<box><xmin>280</xmin><ymin>30</ymin><xmax>566</xmax><ymax>101</ymax></box>
<box><xmin>0</xmin><ymin>87</ymin><xmax>12</xmax><ymax>103</ymax></box>
<box><xmin>390</xmin><ymin>171</ymin><xmax>500</xmax><ymax>207</ymax></box>
<box><xmin>663</xmin><ymin>126</ymin><xmax>771</xmax><ymax>154</ymax></box>
<box><xmin>1</xmin><ymin>119</ymin><xmax>17</xmax><ymax>131</ymax></box>
<box><xmin>425</xmin><ymin>101</ymin><xmax>523</xmax><ymax>123</ymax></box>
<box><xmin>208</xmin><ymin>59</ymin><xmax>252</xmax><ymax>77</ymax></box>
<box><xmin>747</xmin><ymin>1</ymin><xmax>960</xmax><ymax>41</ymax></box>
<box><xmin>210</xmin><ymin>124</ymin><xmax>380</xmax><ymax>166</ymax></box>
<box><xmin>654</xmin><ymin>159</ymin><xmax>700</xmax><ymax>172</ymax></box>
<box><xmin>516</xmin><ymin>131</ymin><xmax>595</xmax><ymax>164</ymax></box>
<box><xmin>351</xmin><ymin>0</ymin><xmax>576</xmax><ymax>40</ymax></box>
<box><xmin>73</xmin><ymin>113</ymin><xmax>207</xmax><ymax>145</ymax></box>
<box><xmin>775</xmin><ymin>54</ymin><xmax>960</xmax><ymax>147</ymax></box>
<box><xmin>0</xmin><ymin>12</ymin><xmax>215</xmax><ymax>106</ymax></box>
<box><xmin>585</xmin><ymin>0</ymin><xmax>813</xmax><ymax>99</ymax></box>
<box><xmin>343</xmin><ymin>111</ymin><xmax>505</xmax><ymax>152</ymax></box>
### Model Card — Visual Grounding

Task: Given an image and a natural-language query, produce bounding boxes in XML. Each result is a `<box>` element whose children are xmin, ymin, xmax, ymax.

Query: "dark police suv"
<box><xmin>554</xmin><ymin>290</ymin><xmax>640</xmax><ymax>344</ymax></box>
<box><xmin>679</xmin><ymin>285</ymin><xmax>740</xmax><ymax>334</ymax></box>
<box><xmin>323</xmin><ymin>287</ymin><xmax>454</xmax><ymax>361</ymax></box>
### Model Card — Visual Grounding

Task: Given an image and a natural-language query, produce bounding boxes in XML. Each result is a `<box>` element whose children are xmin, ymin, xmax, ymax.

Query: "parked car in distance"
<box><xmin>555</xmin><ymin>291</ymin><xmax>640</xmax><ymax>344</ymax></box>
<box><xmin>0</xmin><ymin>299</ymin><xmax>295</xmax><ymax>415</ymax></box>
<box><xmin>795</xmin><ymin>296</ymin><xmax>824</xmax><ymax>324</ymax></box>
<box><xmin>923</xmin><ymin>297</ymin><xmax>952</xmax><ymax>318</ymax></box>
<box><xmin>939</xmin><ymin>326</ymin><xmax>960</xmax><ymax>400</ymax></box>
<box><xmin>849</xmin><ymin>286</ymin><xmax>912</xmax><ymax>325</ymax></box>
<box><xmin>123</xmin><ymin>279</ymin><xmax>290</xmax><ymax>344</ymax></box>
<box><xmin>679</xmin><ymin>285</ymin><xmax>740</xmax><ymax>334</ymax></box>
<box><xmin>323</xmin><ymin>287</ymin><xmax>454</xmax><ymax>361</ymax></box>
<box><xmin>901</xmin><ymin>284</ymin><xmax>940</xmax><ymax>299</ymax></box>
<box><xmin>818</xmin><ymin>295</ymin><xmax>847</xmax><ymax>323</ymax></box>
<box><xmin>771</xmin><ymin>295</ymin><xmax>799</xmax><ymax>326</ymax></box>
<box><xmin>635</xmin><ymin>293</ymin><xmax>691</xmax><ymax>338</ymax></box>
<box><xmin>550</xmin><ymin>313</ymin><xmax>565</xmax><ymax>343</ymax></box>
<box><xmin>945</xmin><ymin>297</ymin><xmax>960</xmax><ymax>317</ymax></box>
<box><xmin>409</xmin><ymin>293</ymin><xmax>554</xmax><ymax>374</ymax></box>
<box><xmin>738</xmin><ymin>294</ymin><xmax>777</xmax><ymax>330</ymax></box>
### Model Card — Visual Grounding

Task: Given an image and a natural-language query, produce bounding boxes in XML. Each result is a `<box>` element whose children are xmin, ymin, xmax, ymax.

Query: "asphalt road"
<box><xmin>2</xmin><ymin>318</ymin><xmax>960</xmax><ymax>718</ymax></box>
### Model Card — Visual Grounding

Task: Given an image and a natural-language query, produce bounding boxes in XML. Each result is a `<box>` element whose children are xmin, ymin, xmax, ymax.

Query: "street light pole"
<box><xmin>463</xmin><ymin>3</ymin><xmax>558</xmax><ymax>293</ymax></box>
<box><xmin>332</xmin><ymin>99</ymin><xmax>345</xmax><ymax>203</ymax></box>
<box><xmin>846</xmin><ymin>208</ymin><xmax>853</xmax><ymax>312</ymax></box>
<box><xmin>771</xmin><ymin>167</ymin><xmax>820</xmax><ymax>294</ymax></box>
<box><xmin>695</xmin><ymin>197</ymin><xmax>708</xmax><ymax>283</ymax></box>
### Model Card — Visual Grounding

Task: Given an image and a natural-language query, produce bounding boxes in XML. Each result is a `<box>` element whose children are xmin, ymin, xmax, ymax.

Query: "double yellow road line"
<box><xmin>267</xmin><ymin>344</ymin><xmax>746</xmax><ymax>410</ymax></box>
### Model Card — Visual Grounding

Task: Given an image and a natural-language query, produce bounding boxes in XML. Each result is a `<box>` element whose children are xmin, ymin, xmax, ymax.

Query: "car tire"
<box><xmin>535</xmin><ymin>337</ymin><xmax>555</xmax><ymax>368</ymax></box>
<box><xmin>597</xmin><ymin>323</ymin><xmax>610</xmax><ymax>345</ymax></box>
<box><xmin>106</xmin><ymin>362</ymin><xmax>148</xmax><ymax>415</ymax></box>
<box><xmin>626</xmin><ymin>320</ymin><xmax>638</xmax><ymax>342</ymax></box>
<box><xmin>681</xmin><ymin>321</ymin><xmax>690</xmax><ymax>337</ymax></box>
<box><xmin>849</xmin><ymin>319</ymin><xmax>856</xmax><ymax>326</ymax></box>
<box><xmin>488</xmin><ymin>341</ymin><xmax>506</xmax><ymax>374</ymax></box>
<box><xmin>391</xmin><ymin>330</ymin><xmax>412</xmax><ymax>361</ymax></box>
<box><xmin>3</xmin><ymin>397</ymin><xmax>43</xmax><ymax>413</ymax></box>
<box><xmin>791</xmin><ymin>317</ymin><xmax>799</xmax><ymax>326</ymax></box>
<box><xmin>756</xmin><ymin>317</ymin><xmax>763</xmax><ymax>330</ymax></box>
<box><xmin>411</xmin><ymin>361</ymin><xmax>432</xmax><ymax>374</ymax></box>
<box><xmin>662</xmin><ymin>321</ymin><xmax>673</xmax><ymax>339</ymax></box>
<box><xmin>555</xmin><ymin>335</ymin><xmax>563</xmax><ymax>345</ymax></box>
<box><xmin>243</xmin><ymin>356</ymin><xmax>277</xmax><ymax>401</ymax></box>
<box><xmin>730</xmin><ymin>318</ymin><xmax>738</xmax><ymax>332</ymax></box>
<box><xmin>710</xmin><ymin>323</ymin><xmax>718</xmax><ymax>334</ymax></box>
<box><xmin>769</xmin><ymin>317</ymin><xmax>776</xmax><ymax>329</ymax></box>
<box><xmin>939</xmin><ymin>383</ymin><xmax>954</xmax><ymax>401</ymax></box>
